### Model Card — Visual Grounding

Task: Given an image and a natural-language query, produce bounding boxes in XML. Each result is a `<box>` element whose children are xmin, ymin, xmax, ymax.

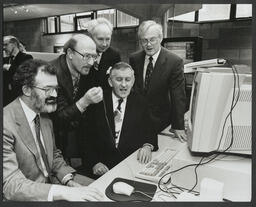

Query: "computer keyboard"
<box><xmin>135</xmin><ymin>148</ymin><xmax>177</xmax><ymax>183</ymax></box>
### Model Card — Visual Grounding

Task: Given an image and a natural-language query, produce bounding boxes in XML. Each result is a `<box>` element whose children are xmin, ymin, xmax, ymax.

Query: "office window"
<box><xmin>76</xmin><ymin>15</ymin><xmax>93</xmax><ymax>30</ymax></box>
<box><xmin>47</xmin><ymin>17</ymin><xmax>56</xmax><ymax>33</ymax></box>
<box><xmin>236</xmin><ymin>4</ymin><xmax>252</xmax><ymax>18</ymax></box>
<box><xmin>60</xmin><ymin>14</ymin><xmax>75</xmax><ymax>32</ymax></box>
<box><xmin>97</xmin><ymin>9</ymin><xmax>116</xmax><ymax>27</ymax></box>
<box><xmin>169</xmin><ymin>11</ymin><xmax>195</xmax><ymax>22</ymax></box>
<box><xmin>76</xmin><ymin>11</ymin><xmax>92</xmax><ymax>16</ymax></box>
<box><xmin>117</xmin><ymin>10</ymin><xmax>139</xmax><ymax>27</ymax></box>
<box><xmin>198</xmin><ymin>4</ymin><xmax>231</xmax><ymax>21</ymax></box>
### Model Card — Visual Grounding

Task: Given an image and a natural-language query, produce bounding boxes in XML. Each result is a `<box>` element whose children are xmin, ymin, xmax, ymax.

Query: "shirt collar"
<box><xmin>19</xmin><ymin>98</ymin><xmax>37</xmax><ymax>123</ymax></box>
<box><xmin>112</xmin><ymin>92</ymin><xmax>127</xmax><ymax>104</ymax></box>
<box><xmin>145</xmin><ymin>47</ymin><xmax>161</xmax><ymax>62</ymax></box>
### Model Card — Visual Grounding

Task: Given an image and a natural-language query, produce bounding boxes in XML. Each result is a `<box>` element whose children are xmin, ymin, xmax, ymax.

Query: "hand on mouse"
<box><xmin>137</xmin><ymin>145</ymin><xmax>152</xmax><ymax>164</ymax></box>
<box><xmin>93</xmin><ymin>162</ymin><xmax>109</xmax><ymax>176</ymax></box>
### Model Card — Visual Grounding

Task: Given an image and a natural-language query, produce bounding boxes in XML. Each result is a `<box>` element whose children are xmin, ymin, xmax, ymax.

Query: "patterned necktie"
<box><xmin>114</xmin><ymin>98</ymin><xmax>123</xmax><ymax>140</ymax></box>
<box><xmin>144</xmin><ymin>56</ymin><xmax>153</xmax><ymax>92</ymax></box>
<box><xmin>34</xmin><ymin>114</ymin><xmax>51</xmax><ymax>175</ymax></box>
<box><xmin>73</xmin><ymin>76</ymin><xmax>80</xmax><ymax>99</ymax></box>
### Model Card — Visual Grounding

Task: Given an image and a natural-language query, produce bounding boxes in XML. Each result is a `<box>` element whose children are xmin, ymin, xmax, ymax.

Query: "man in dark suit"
<box><xmin>50</xmin><ymin>34</ymin><xmax>103</xmax><ymax>161</ymax></box>
<box><xmin>3</xmin><ymin>35</ymin><xmax>33</xmax><ymax>106</ymax></box>
<box><xmin>3</xmin><ymin>59</ymin><xmax>103</xmax><ymax>201</ymax></box>
<box><xmin>129</xmin><ymin>20</ymin><xmax>187</xmax><ymax>142</ymax></box>
<box><xmin>82</xmin><ymin>62</ymin><xmax>158</xmax><ymax>178</ymax></box>
<box><xmin>84</xmin><ymin>17</ymin><xmax>121</xmax><ymax>90</ymax></box>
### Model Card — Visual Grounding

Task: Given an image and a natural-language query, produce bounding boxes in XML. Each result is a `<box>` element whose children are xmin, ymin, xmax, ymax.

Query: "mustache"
<box><xmin>45</xmin><ymin>97</ymin><xmax>57</xmax><ymax>104</ymax></box>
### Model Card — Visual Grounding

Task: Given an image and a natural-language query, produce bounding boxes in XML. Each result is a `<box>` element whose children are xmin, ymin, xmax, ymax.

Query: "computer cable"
<box><xmin>157</xmin><ymin>61</ymin><xmax>241</xmax><ymax>197</ymax></box>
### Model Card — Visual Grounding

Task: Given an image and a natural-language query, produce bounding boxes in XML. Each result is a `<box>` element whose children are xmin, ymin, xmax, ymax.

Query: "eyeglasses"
<box><xmin>140</xmin><ymin>37</ymin><xmax>159</xmax><ymax>46</ymax></box>
<box><xmin>33</xmin><ymin>86</ymin><xmax>59</xmax><ymax>96</ymax></box>
<box><xmin>71</xmin><ymin>48</ymin><xmax>98</xmax><ymax>61</ymax></box>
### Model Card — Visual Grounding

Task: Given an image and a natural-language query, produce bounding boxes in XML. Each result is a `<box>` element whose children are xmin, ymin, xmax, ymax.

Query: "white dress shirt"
<box><xmin>143</xmin><ymin>48</ymin><xmax>161</xmax><ymax>84</ymax></box>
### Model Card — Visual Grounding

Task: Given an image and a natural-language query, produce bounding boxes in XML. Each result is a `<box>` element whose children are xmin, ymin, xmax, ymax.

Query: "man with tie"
<box><xmin>81</xmin><ymin>62</ymin><xmax>158</xmax><ymax>178</ymax></box>
<box><xmin>129</xmin><ymin>20</ymin><xmax>187</xmax><ymax>142</ymax></box>
<box><xmin>84</xmin><ymin>17</ymin><xmax>121</xmax><ymax>90</ymax></box>
<box><xmin>3</xmin><ymin>59</ymin><xmax>103</xmax><ymax>201</ymax></box>
<box><xmin>50</xmin><ymin>34</ymin><xmax>103</xmax><ymax>161</ymax></box>
<box><xmin>3</xmin><ymin>35</ymin><xmax>33</xmax><ymax>106</ymax></box>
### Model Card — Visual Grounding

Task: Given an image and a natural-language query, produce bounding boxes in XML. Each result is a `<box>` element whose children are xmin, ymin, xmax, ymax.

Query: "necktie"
<box><xmin>34</xmin><ymin>115</ymin><xmax>51</xmax><ymax>175</ymax></box>
<box><xmin>114</xmin><ymin>98</ymin><xmax>123</xmax><ymax>141</ymax></box>
<box><xmin>73</xmin><ymin>76</ymin><xmax>80</xmax><ymax>99</ymax></box>
<box><xmin>144</xmin><ymin>56</ymin><xmax>153</xmax><ymax>92</ymax></box>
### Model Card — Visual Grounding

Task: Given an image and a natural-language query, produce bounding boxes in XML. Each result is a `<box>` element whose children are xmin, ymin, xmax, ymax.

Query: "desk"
<box><xmin>89</xmin><ymin>134</ymin><xmax>251</xmax><ymax>201</ymax></box>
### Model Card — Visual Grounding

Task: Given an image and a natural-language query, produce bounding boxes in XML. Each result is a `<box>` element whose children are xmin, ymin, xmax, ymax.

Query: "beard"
<box><xmin>31</xmin><ymin>91</ymin><xmax>57</xmax><ymax>113</ymax></box>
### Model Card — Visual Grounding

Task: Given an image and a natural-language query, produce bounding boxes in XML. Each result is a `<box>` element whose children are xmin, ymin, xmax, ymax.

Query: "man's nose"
<box><xmin>121</xmin><ymin>80</ymin><xmax>127</xmax><ymax>87</ymax></box>
<box><xmin>51</xmin><ymin>89</ymin><xmax>58</xmax><ymax>97</ymax></box>
<box><xmin>87</xmin><ymin>57</ymin><xmax>94</xmax><ymax>65</ymax></box>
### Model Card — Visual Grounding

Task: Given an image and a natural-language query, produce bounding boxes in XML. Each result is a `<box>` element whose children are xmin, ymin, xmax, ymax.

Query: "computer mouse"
<box><xmin>112</xmin><ymin>181</ymin><xmax>135</xmax><ymax>196</ymax></box>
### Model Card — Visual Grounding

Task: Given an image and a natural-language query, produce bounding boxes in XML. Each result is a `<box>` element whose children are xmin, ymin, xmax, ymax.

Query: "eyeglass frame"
<box><xmin>140</xmin><ymin>36</ymin><xmax>160</xmax><ymax>46</ymax></box>
<box><xmin>33</xmin><ymin>86</ymin><xmax>59</xmax><ymax>96</ymax></box>
<box><xmin>71</xmin><ymin>48</ymin><xmax>98</xmax><ymax>61</ymax></box>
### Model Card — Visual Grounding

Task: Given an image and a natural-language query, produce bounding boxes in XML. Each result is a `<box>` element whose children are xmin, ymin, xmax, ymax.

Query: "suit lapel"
<box><xmin>135</xmin><ymin>51</ymin><xmax>146</xmax><ymax>90</ymax></box>
<box><xmin>59</xmin><ymin>55</ymin><xmax>74</xmax><ymax>99</ymax></box>
<box><xmin>148</xmin><ymin>47</ymin><xmax>166</xmax><ymax>91</ymax></box>
<box><xmin>14</xmin><ymin>99</ymin><xmax>46</xmax><ymax>174</ymax></box>
<box><xmin>104</xmin><ymin>92</ymin><xmax>116</xmax><ymax>143</ymax></box>
<box><xmin>40</xmin><ymin>115</ymin><xmax>53</xmax><ymax>169</ymax></box>
<box><xmin>118</xmin><ymin>94</ymin><xmax>133</xmax><ymax>146</ymax></box>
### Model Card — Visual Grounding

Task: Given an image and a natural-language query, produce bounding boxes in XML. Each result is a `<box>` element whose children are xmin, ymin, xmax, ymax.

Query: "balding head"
<box><xmin>64</xmin><ymin>34</ymin><xmax>97</xmax><ymax>75</ymax></box>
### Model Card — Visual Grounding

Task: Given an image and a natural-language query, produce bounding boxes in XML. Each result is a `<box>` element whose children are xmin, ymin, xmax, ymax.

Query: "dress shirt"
<box><xmin>112</xmin><ymin>92</ymin><xmax>127</xmax><ymax>147</ymax></box>
<box><xmin>143</xmin><ymin>48</ymin><xmax>161</xmax><ymax>83</ymax></box>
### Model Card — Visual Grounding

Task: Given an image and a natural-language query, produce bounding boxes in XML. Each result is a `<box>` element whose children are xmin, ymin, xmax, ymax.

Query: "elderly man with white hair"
<box><xmin>129</xmin><ymin>20</ymin><xmax>187</xmax><ymax>142</ymax></box>
<box><xmin>84</xmin><ymin>17</ymin><xmax>121</xmax><ymax>90</ymax></box>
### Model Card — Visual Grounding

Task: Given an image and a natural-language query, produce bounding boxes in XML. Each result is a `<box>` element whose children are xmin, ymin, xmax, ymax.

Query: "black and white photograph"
<box><xmin>2</xmin><ymin>1</ymin><xmax>253</xmax><ymax>204</ymax></box>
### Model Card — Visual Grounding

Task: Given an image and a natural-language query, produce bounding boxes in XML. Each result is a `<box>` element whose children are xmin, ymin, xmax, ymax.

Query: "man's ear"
<box><xmin>108</xmin><ymin>77</ymin><xmax>113</xmax><ymax>87</ymax></box>
<box><xmin>22</xmin><ymin>85</ymin><xmax>32</xmax><ymax>97</ymax></box>
<box><xmin>67</xmin><ymin>48</ymin><xmax>73</xmax><ymax>59</ymax></box>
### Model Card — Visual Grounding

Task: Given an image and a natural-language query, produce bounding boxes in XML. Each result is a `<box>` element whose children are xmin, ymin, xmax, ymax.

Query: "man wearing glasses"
<box><xmin>129</xmin><ymin>20</ymin><xmax>187</xmax><ymax>142</ymax></box>
<box><xmin>50</xmin><ymin>34</ymin><xmax>103</xmax><ymax>163</ymax></box>
<box><xmin>3</xmin><ymin>59</ymin><xmax>103</xmax><ymax>201</ymax></box>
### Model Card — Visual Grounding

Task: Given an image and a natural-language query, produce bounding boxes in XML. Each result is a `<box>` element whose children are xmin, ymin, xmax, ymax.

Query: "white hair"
<box><xmin>138</xmin><ymin>20</ymin><xmax>163</xmax><ymax>39</ymax></box>
<box><xmin>83</xmin><ymin>17</ymin><xmax>113</xmax><ymax>35</ymax></box>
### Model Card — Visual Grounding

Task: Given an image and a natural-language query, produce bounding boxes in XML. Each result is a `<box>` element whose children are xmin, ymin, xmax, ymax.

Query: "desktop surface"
<box><xmin>89</xmin><ymin>134</ymin><xmax>251</xmax><ymax>202</ymax></box>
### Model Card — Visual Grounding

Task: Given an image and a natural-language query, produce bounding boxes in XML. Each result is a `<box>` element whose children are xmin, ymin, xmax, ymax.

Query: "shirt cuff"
<box><xmin>76</xmin><ymin>101</ymin><xmax>86</xmax><ymax>113</ymax></box>
<box><xmin>143</xmin><ymin>143</ymin><xmax>154</xmax><ymax>151</ymax></box>
<box><xmin>61</xmin><ymin>173</ymin><xmax>74</xmax><ymax>185</ymax></box>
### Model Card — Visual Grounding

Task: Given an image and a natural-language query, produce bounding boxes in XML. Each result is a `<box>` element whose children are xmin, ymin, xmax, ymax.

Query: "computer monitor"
<box><xmin>187</xmin><ymin>68</ymin><xmax>251</xmax><ymax>155</ymax></box>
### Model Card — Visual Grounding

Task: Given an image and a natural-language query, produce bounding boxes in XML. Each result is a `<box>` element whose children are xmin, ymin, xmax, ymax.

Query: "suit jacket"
<box><xmin>86</xmin><ymin>46</ymin><xmax>121</xmax><ymax>90</ymax></box>
<box><xmin>129</xmin><ymin>47</ymin><xmax>186</xmax><ymax>132</ymax></box>
<box><xmin>3</xmin><ymin>52</ymin><xmax>33</xmax><ymax>106</ymax></box>
<box><xmin>82</xmin><ymin>90</ymin><xmax>158</xmax><ymax>176</ymax></box>
<box><xmin>50</xmin><ymin>54</ymin><xmax>93</xmax><ymax>157</ymax></box>
<box><xmin>3</xmin><ymin>98</ymin><xmax>75</xmax><ymax>201</ymax></box>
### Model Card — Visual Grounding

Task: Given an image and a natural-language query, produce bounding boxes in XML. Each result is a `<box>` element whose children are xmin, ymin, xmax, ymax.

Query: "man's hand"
<box><xmin>78</xmin><ymin>87</ymin><xmax>103</xmax><ymax>110</ymax></box>
<box><xmin>93</xmin><ymin>162</ymin><xmax>109</xmax><ymax>176</ymax></box>
<box><xmin>173</xmin><ymin>129</ymin><xmax>187</xmax><ymax>142</ymax></box>
<box><xmin>84</xmin><ymin>87</ymin><xmax>103</xmax><ymax>105</ymax></box>
<box><xmin>137</xmin><ymin>145</ymin><xmax>152</xmax><ymax>164</ymax></box>
<box><xmin>53</xmin><ymin>186</ymin><xmax>104</xmax><ymax>201</ymax></box>
<box><xmin>66</xmin><ymin>180</ymin><xmax>82</xmax><ymax>187</ymax></box>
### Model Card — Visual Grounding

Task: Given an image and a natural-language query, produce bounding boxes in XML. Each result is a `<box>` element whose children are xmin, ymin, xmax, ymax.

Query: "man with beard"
<box><xmin>3</xmin><ymin>59</ymin><xmax>103</xmax><ymax>201</ymax></box>
<box><xmin>3</xmin><ymin>35</ymin><xmax>33</xmax><ymax>106</ymax></box>
<box><xmin>84</xmin><ymin>17</ymin><xmax>121</xmax><ymax>90</ymax></box>
<box><xmin>82</xmin><ymin>62</ymin><xmax>158</xmax><ymax>178</ymax></box>
<box><xmin>50</xmin><ymin>34</ymin><xmax>103</xmax><ymax>161</ymax></box>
